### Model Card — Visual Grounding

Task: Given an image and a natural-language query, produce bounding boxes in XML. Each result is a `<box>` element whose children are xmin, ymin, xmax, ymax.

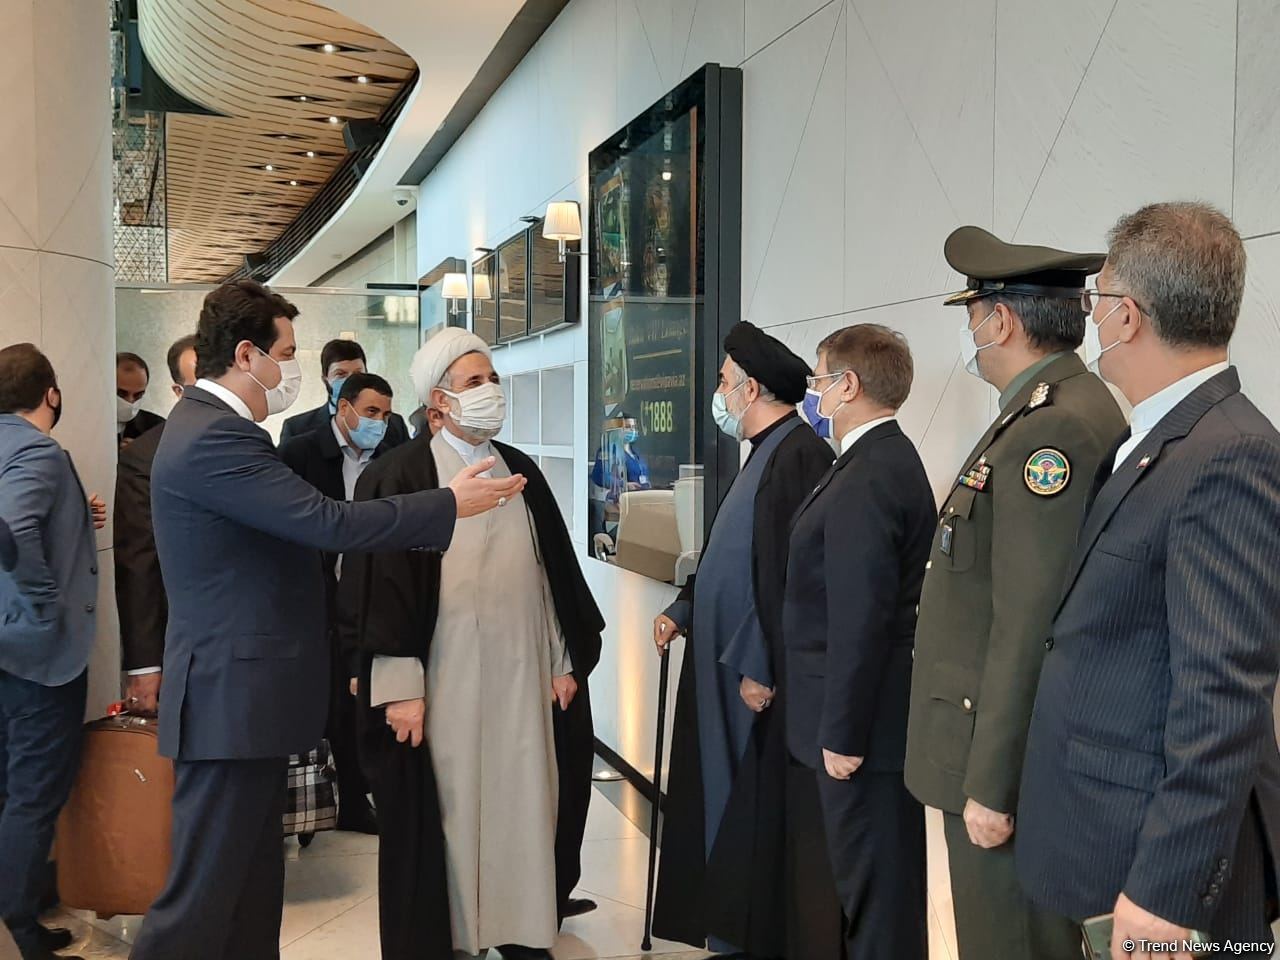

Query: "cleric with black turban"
<box><xmin>652</xmin><ymin>321</ymin><xmax>839</xmax><ymax>957</ymax></box>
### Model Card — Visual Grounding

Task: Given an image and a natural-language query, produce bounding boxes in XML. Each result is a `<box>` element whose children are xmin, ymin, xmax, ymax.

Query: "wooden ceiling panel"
<box><xmin>138</xmin><ymin>0</ymin><xmax>415</xmax><ymax>281</ymax></box>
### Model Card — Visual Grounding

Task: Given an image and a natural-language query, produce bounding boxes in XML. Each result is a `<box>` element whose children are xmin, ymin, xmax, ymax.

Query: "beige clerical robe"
<box><xmin>371</xmin><ymin>432</ymin><xmax>569</xmax><ymax>954</ymax></box>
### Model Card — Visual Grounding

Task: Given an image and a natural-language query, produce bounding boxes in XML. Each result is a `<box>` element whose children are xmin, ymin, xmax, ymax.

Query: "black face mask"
<box><xmin>50</xmin><ymin>388</ymin><xmax>63</xmax><ymax>429</ymax></box>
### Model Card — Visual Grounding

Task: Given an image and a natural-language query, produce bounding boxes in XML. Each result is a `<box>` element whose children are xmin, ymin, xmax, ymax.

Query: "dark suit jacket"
<box><xmin>0</xmin><ymin>516</ymin><xmax>15</xmax><ymax>572</ymax></box>
<box><xmin>782</xmin><ymin>420</ymin><xmax>935</xmax><ymax>771</ymax></box>
<box><xmin>279</xmin><ymin>402</ymin><xmax>409</xmax><ymax>449</ymax></box>
<box><xmin>114</xmin><ymin>421</ymin><xmax>168</xmax><ymax>671</ymax></box>
<box><xmin>150</xmin><ymin>386</ymin><xmax>457</xmax><ymax>761</ymax></box>
<box><xmin>120</xmin><ymin>409</ymin><xmax>165</xmax><ymax>447</ymax></box>
<box><xmin>279</xmin><ymin>420</ymin><xmax>406</xmax><ymax>674</ymax></box>
<box><xmin>1017</xmin><ymin>368</ymin><xmax>1280</xmax><ymax>931</ymax></box>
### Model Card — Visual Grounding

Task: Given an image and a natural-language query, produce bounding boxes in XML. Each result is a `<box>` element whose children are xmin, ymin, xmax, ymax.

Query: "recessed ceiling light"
<box><xmin>289</xmin><ymin>180</ymin><xmax>299</xmax><ymax>186</ymax></box>
<box><xmin>264</xmin><ymin>164</ymin><xmax>274</xmax><ymax>171</ymax></box>
<box><xmin>328</xmin><ymin>116</ymin><xmax>340</xmax><ymax>124</ymax></box>
<box><xmin>662</xmin><ymin>171</ymin><xmax>673</xmax><ymax>181</ymax></box>
<box><xmin>321</xmin><ymin>43</ymin><xmax>338</xmax><ymax>53</ymax></box>
<box><xmin>305</xmin><ymin>150</ymin><xmax>316</xmax><ymax>158</ymax></box>
<box><xmin>298</xmin><ymin>95</ymin><xmax>309</xmax><ymax>102</ymax></box>
<box><xmin>356</xmin><ymin>75</ymin><xmax>370</xmax><ymax>84</ymax></box>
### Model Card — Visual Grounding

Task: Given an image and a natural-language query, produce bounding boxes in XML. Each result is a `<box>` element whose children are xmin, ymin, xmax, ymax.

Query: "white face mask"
<box><xmin>959</xmin><ymin>308</ymin><xmax>997</xmax><ymax>379</ymax></box>
<box><xmin>116</xmin><ymin>395</ymin><xmax>143</xmax><ymax>426</ymax></box>
<box><xmin>441</xmin><ymin>381</ymin><xmax>507</xmax><ymax>441</ymax></box>
<box><xmin>1083</xmin><ymin>301</ymin><xmax>1126</xmax><ymax>378</ymax></box>
<box><xmin>246</xmin><ymin>348</ymin><xmax>303</xmax><ymax>418</ymax></box>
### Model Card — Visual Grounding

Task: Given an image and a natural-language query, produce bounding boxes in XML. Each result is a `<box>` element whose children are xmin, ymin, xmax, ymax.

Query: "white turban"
<box><xmin>409</xmin><ymin>328</ymin><xmax>492</xmax><ymax>404</ymax></box>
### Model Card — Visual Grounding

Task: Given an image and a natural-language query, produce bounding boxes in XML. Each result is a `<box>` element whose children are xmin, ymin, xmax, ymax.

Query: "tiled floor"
<box><xmin>37</xmin><ymin>794</ymin><xmax>948</xmax><ymax>960</ymax></box>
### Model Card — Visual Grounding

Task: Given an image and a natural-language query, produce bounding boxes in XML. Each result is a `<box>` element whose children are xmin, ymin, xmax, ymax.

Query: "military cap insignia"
<box><xmin>1024</xmin><ymin>448</ymin><xmax>1070</xmax><ymax>496</ymax></box>
<box><xmin>1027</xmin><ymin>382</ymin><xmax>1051</xmax><ymax>410</ymax></box>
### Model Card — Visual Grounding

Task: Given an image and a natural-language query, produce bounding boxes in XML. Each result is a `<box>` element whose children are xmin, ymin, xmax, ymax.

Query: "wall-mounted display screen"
<box><xmin>529</xmin><ymin>225</ymin><xmax>579</xmax><ymax>335</ymax></box>
<box><xmin>497</xmin><ymin>232</ymin><xmax>528</xmax><ymax>342</ymax></box>
<box><xmin>586</xmin><ymin>64</ymin><xmax>742</xmax><ymax>584</ymax></box>
<box><xmin>472</xmin><ymin>252</ymin><xmax>498</xmax><ymax>345</ymax></box>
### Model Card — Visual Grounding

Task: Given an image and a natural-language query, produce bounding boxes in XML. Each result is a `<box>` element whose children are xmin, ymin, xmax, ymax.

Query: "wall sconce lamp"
<box><xmin>442</xmin><ymin>272</ymin><xmax>469</xmax><ymax>321</ymax></box>
<box><xmin>543</xmin><ymin>200</ymin><xmax>586</xmax><ymax>263</ymax></box>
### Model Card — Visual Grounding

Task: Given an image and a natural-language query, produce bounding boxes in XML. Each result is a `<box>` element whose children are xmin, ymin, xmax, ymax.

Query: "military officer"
<box><xmin>903</xmin><ymin>226</ymin><xmax>1128</xmax><ymax>960</ymax></box>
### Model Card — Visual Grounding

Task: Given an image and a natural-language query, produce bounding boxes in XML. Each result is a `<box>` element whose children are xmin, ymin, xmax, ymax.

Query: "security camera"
<box><xmin>393</xmin><ymin>188</ymin><xmax>415</xmax><ymax>208</ymax></box>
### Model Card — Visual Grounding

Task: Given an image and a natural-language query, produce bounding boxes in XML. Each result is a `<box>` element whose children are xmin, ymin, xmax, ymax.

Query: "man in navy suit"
<box><xmin>783</xmin><ymin>324</ymin><xmax>936</xmax><ymax>960</ymax></box>
<box><xmin>1018</xmin><ymin>202</ymin><xmax>1280</xmax><ymax>959</ymax></box>
<box><xmin>130</xmin><ymin>280</ymin><xmax>525</xmax><ymax>960</ymax></box>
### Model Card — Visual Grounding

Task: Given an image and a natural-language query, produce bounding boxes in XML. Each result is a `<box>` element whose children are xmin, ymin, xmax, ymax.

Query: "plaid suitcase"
<box><xmin>283</xmin><ymin>740</ymin><xmax>339</xmax><ymax>846</ymax></box>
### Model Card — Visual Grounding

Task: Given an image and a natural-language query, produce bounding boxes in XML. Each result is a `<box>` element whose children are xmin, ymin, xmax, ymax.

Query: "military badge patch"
<box><xmin>1024</xmin><ymin>448</ymin><xmax>1069</xmax><ymax>496</ymax></box>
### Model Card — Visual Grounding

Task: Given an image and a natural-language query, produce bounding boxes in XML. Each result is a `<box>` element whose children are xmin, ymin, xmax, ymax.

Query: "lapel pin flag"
<box><xmin>1137</xmin><ymin>455</ymin><xmax>1151</xmax><ymax>470</ymax></box>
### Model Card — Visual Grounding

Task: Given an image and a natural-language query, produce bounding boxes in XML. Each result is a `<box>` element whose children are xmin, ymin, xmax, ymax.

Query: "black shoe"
<box><xmin>497</xmin><ymin>945</ymin><xmax>552</xmax><ymax>960</ymax></box>
<box><xmin>562</xmin><ymin>897</ymin><xmax>597</xmax><ymax>918</ymax></box>
<box><xmin>336</xmin><ymin>801</ymin><xmax>378</xmax><ymax>835</ymax></box>
<box><xmin>38</xmin><ymin>926</ymin><xmax>75</xmax><ymax>952</ymax></box>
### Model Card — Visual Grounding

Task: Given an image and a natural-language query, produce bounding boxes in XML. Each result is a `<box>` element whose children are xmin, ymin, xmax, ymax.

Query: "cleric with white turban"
<box><xmin>341</xmin><ymin>331</ymin><xmax>605</xmax><ymax>960</ymax></box>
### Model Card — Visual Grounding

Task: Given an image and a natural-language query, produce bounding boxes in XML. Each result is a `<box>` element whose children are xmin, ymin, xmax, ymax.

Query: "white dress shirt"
<box><xmin>1112</xmin><ymin>362</ymin><xmax>1230</xmax><ymax>472</ymax></box>
<box><xmin>129</xmin><ymin>378</ymin><xmax>255</xmax><ymax>678</ymax></box>
<box><xmin>440</xmin><ymin>426</ymin><xmax>494</xmax><ymax>476</ymax></box>
<box><xmin>839</xmin><ymin>416</ymin><xmax>897</xmax><ymax>456</ymax></box>
<box><xmin>194</xmin><ymin>378</ymin><xmax>255</xmax><ymax>422</ymax></box>
<box><xmin>331</xmin><ymin>418</ymin><xmax>375</xmax><ymax>500</ymax></box>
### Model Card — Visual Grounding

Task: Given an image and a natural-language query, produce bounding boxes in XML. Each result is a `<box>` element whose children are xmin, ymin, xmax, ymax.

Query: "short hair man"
<box><xmin>783</xmin><ymin>324</ymin><xmax>936</xmax><ymax>960</ymax></box>
<box><xmin>0</xmin><ymin>344</ymin><xmax>103</xmax><ymax>960</ymax></box>
<box><xmin>117</xmin><ymin>351</ymin><xmax>165</xmax><ymax>448</ymax></box>
<box><xmin>342</xmin><ymin>328</ymin><xmax>603</xmax><ymax>960</ymax></box>
<box><xmin>652</xmin><ymin>322</ymin><xmax>834</xmax><ymax>957</ymax></box>
<box><xmin>128</xmin><ymin>282</ymin><xmax>521</xmax><ymax>960</ymax></box>
<box><xmin>280</xmin><ymin>371</ymin><xmax>406</xmax><ymax>833</ymax></box>
<box><xmin>277</xmin><ymin>337</ymin><xmax>409</xmax><ymax>447</ymax></box>
<box><xmin>115</xmin><ymin>335</ymin><xmax>200</xmax><ymax>716</ymax></box>
<box><xmin>903</xmin><ymin>227</ymin><xmax>1127</xmax><ymax>960</ymax></box>
<box><xmin>1017</xmin><ymin>202</ymin><xmax>1280</xmax><ymax>959</ymax></box>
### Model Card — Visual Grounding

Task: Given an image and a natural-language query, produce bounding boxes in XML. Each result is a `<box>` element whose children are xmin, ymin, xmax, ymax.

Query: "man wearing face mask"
<box><xmin>1018</xmin><ymin>203</ymin><xmax>1280</xmax><ymax>960</ymax></box>
<box><xmin>114</xmin><ymin>334</ymin><xmax>199</xmax><ymax>717</ymax></box>
<box><xmin>280</xmin><ymin>371</ymin><xmax>405</xmax><ymax>834</ymax></box>
<box><xmin>0</xmin><ymin>343</ymin><xmax>104</xmax><ymax>960</ymax></box>
<box><xmin>116</xmin><ymin>352</ymin><xmax>165</xmax><ymax>450</ymax></box>
<box><xmin>130</xmin><ymin>282</ymin><xmax>523</xmax><ymax>960</ymax></box>
<box><xmin>653</xmin><ymin>322</ymin><xmax>834</xmax><ymax>959</ymax></box>
<box><xmin>902</xmin><ymin>226</ymin><xmax>1125</xmax><ymax>960</ymax></box>
<box><xmin>339</xmin><ymin>328</ymin><xmax>603</xmax><ymax>960</ymax></box>
<box><xmin>277</xmin><ymin>338</ymin><xmax>410</xmax><ymax>448</ymax></box>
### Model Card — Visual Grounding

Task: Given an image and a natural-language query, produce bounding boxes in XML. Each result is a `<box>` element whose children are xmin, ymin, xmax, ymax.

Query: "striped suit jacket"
<box><xmin>1016</xmin><ymin>368</ymin><xmax>1280</xmax><ymax>937</ymax></box>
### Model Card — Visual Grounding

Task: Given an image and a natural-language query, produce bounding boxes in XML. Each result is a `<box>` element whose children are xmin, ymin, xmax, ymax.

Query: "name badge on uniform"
<box><xmin>940</xmin><ymin>521</ymin><xmax>955</xmax><ymax>557</ymax></box>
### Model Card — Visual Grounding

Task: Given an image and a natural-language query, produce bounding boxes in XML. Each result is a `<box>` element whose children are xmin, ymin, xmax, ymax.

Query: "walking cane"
<box><xmin>640</xmin><ymin>647</ymin><xmax>672</xmax><ymax>953</ymax></box>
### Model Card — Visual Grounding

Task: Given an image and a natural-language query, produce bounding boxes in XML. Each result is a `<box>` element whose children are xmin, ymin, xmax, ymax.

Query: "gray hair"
<box><xmin>1106</xmin><ymin>201</ymin><xmax>1245</xmax><ymax>348</ymax></box>
<box><xmin>727</xmin><ymin>356</ymin><xmax>778</xmax><ymax>403</ymax></box>
<box><xmin>983</xmin><ymin>292</ymin><xmax>1084</xmax><ymax>352</ymax></box>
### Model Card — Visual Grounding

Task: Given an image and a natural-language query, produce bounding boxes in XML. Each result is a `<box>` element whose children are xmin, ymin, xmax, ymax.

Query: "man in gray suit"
<box><xmin>0</xmin><ymin>343</ymin><xmax>100</xmax><ymax>960</ymax></box>
<box><xmin>1018</xmin><ymin>202</ymin><xmax>1280</xmax><ymax>959</ymax></box>
<box><xmin>129</xmin><ymin>280</ymin><xmax>524</xmax><ymax>960</ymax></box>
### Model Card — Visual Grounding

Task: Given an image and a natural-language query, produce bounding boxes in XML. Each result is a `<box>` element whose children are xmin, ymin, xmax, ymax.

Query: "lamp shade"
<box><xmin>473</xmin><ymin>271</ymin><xmax>492</xmax><ymax>300</ymax></box>
<box><xmin>543</xmin><ymin>200</ymin><xmax>582</xmax><ymax>242</ymax></box>
<box><xmin>441</xmin><ymin>272</ymin><xmax>468</xmax><ymax>300</ymax></box>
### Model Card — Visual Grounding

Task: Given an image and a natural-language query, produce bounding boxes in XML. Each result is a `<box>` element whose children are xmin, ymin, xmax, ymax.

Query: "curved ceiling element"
<box><xmin>266</xmin><ymin>0</ymin><xmax>530</xmax><ymax>287</ymax></box>
<box><xmin>137</xmin><ymin>0</ymin><xmax>415</xmax><ymax>282</ymax></box>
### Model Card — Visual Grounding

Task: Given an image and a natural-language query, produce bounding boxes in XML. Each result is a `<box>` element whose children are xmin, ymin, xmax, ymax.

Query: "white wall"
<box><xmin>415</xmin><ymin>0</ymin><xmax>1280</xmax><ymax>776</ymax></box>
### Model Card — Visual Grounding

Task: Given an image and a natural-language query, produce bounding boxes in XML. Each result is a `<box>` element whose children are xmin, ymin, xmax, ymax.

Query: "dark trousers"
<box><xmin>0</xmin><ymin>669</ymin><xmax>86</xmax><ymax>951</ymax></box>
<box><xmin>786</xmin><ymin>761</ymin><xmax>845</xmax><ymax>960</ymax></box>
<box><xmin>942</xmin><ymin>811</ymin><xmax>1079</xmax><ymax>960</ymax></box>
<box><xmin>553</xmin><ymin>678</ymin><xmax>593</xmax><ymax>922</ymax></box>
<box><xmin>131</xmin><ymin>757</ymin><xmax>288</xmax><ymax>960</ymax></box>
<box><xmin>326</xmin><ymin>632</ymin><xmax>369</xmax><ymax>824</ymax></box>
<box><xmin>799</xmin><ymin>762</ymin><xmax>927</xmax><ymax>960</ymax></box>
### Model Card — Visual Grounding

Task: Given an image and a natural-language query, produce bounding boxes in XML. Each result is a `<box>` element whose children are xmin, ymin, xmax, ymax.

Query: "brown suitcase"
<box><xmin>54</xmin><ymin>713</ymin><xmax>174</xmax><ymax>918</ymax></box>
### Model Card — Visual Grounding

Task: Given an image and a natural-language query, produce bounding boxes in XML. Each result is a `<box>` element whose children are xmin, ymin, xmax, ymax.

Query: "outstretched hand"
<box><xmin>449</xmin><ymin>458</ymin><xmax>526</xmax><ymax>518</ymax></box>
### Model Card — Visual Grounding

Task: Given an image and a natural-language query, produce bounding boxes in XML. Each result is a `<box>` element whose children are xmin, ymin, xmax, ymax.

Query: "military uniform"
<box><xmin>903</xmin><ymin>227</ymin><xmax>1128</xmax><ymax>960</ymax></box>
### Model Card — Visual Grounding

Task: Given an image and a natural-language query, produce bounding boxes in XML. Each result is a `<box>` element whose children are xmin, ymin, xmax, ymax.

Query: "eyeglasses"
<box><xmin>1081</xmin><ymin>288</ymin><xmax>1146</xmax><ymax>316</ymax></box>
<box><xmin>805</xmin><ymin>370</ymin><xmax>847</xmax><ymax>390</ymax></box>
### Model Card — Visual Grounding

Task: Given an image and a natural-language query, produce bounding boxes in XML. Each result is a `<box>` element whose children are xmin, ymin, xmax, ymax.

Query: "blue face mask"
<box><xmin>346</xmin><ymin>414</ymin><xmax>387</xmax><ymax>451</ymax></box>
<box><xmin>328</xmin><ymin>376</ymin><xmax>349</xmax><ymax>411</ymax></box>
<box><xmin>801</xmin><ymin>373</ymin><xmax>845</xmax><ymax>440</ymax></box>
<box><xmin>623</xmin><ymin>429</ymin><xmax>639</xmax><ymax>443</ymax></box>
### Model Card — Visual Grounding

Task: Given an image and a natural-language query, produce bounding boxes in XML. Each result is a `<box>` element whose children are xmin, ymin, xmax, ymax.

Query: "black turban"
<box><xmin>723</xmin><ymin>321</ymin><xmax>811</xmax><ymax>405</ymax></box>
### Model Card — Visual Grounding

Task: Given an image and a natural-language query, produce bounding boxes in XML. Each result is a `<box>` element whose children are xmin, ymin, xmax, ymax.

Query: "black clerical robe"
<box><xmin>653</xmin><ymin>412</ymin><xmax>834</xmax><ymax>956</ymax></box>
<box><xmin>338</xmin><ymin>436</ymin><xmax>604</xmax><ymax>960</ymax></box>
